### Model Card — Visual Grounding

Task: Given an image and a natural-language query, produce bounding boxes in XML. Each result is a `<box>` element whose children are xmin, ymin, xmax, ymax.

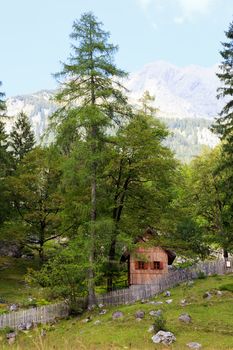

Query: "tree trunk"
<box><xmin>87</xmin><ymin>124</ymin><xmax>97</xmax><ymax>307</ymax></box>
<box><xmin>107</xmin><ymin>238</ymin><xmax>116</xmax><ymax>292</ymax></box>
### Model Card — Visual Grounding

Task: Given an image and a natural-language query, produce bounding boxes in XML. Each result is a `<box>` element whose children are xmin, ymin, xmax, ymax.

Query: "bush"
<box><xmin>197</xmin><ymin>271</ymin><xmax>206</xmax><ymax>279</ymax></box>
<box><xmin>153</xmin><ymin>314</ymin><xmax>167</xmax><ymax>333</ymax></box>
<box><xmin>219</xmin><ymin>284</ymin><xmax>233</xmax><ymax>292</ymax></box>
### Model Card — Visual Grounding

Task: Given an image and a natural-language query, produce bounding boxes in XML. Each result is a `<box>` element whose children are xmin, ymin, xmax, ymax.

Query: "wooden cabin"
<box><xmin>121</xmin><ymin>228</ymin><xmax>176</xmax><ymax>285</ymax></box>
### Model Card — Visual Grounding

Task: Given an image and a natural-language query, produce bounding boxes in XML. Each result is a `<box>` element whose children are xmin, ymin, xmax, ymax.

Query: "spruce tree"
<box><xmin>212</xmin><ymin>19</ymin><xmax>233</xmax><ymax>257</ymax></box>
<box><xmin>9</xmin><ymin>112</ymin><xmax>35</xmax><ymax>162</ymax></box>
<box><xmin>54</xmin><ymin>12</ymin><xmax>129</xmax><ymax>305</ymax></box>
<box><xmin>0</xmin><ymin>81</ymin><xmax>6</xmax><ymax>113</ymax></box>
<box><xmin>213</xmin><ymin>20</ymin><xmax>233</xmax><ymax>154</ymax></box>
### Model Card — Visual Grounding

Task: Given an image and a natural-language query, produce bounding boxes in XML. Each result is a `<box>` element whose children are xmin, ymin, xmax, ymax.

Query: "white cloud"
<box><xmin>137</xmin><ymin>0</ymin><xmax>152</xmax><ymax>12</ymax></box>
<box><xmin>176</xmin><ymin>0</ymin><xmax>214</xmax><ymax>22</ymax></box>
<box><xmin>137</xmin><ymin>0</ymin><xmax>216</xmax><ymax>24</ymax></box>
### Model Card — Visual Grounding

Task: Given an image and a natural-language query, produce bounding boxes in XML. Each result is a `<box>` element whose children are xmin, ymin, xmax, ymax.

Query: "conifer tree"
<box><xmin>54</xmin><ymin>12</ymin><xmax>129</xmax><ymax>305</ymax></box>
<box><xmin>213</xmin><ymin>20</ymin><xmax>233</xmax><ymax>155</ymax></box>
<box><xmin>9</xmin><ymin>112</ymin><xmax>35</xmax><ymax>162</ymax></box>
<box><xmin>211</xmin><ymin>19</ymin><xmax>233</xmax><ymax>257</ymax></box>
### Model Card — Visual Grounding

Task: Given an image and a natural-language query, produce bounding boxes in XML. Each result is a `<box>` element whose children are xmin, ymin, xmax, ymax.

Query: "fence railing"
<box><xmin>0</xmin><ymin>258</ymin><xmax>232</xmax><ymax>329</ymax></box>
<box><xmin>0</xmin><ymin>302</ymin><xmax>69</xmax><ymax>329</ymax></box>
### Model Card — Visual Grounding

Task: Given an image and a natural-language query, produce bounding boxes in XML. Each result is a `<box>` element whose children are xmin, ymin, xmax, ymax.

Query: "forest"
<box><xmin>0</xmin><ymin>11</ymin><xmax>233</xmax><ymax>317</ymax></box>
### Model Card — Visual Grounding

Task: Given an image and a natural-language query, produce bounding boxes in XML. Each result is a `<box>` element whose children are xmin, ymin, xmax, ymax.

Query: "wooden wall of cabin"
<box><xmin>129</xmin><ymin>246</ymin><xmax>168</xmax><ymax>285</ymax></box>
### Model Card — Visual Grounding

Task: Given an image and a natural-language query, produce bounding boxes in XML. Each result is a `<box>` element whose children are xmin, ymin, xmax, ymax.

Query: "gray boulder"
<box><xmin>187</xmin><ymin>342</ymin><xmax>202</xmax><ymax>349</ymax></box>
<box><xmin>165</xmin><ymin>299</ymin><xmax>173</xmax><ymax>304</ymax></box>
<box><xmin>164</xmin><ymin>290</ymin><xmax>171</xmax><ymax>297</ymax></box>
<box><xmin>203</xmin><ymin>291</ymin><xmax>212</xmax><ymax>299</ymax></box>
<box><xmin>99</xmin><ymin>309</ymin><xmax>107</xmax><ymax>315</ymax></box>
<box><xmin>149</xmin><ymin>310</ymin><xmax>162</xmax><ymax>317</ymax></box>
<box><xmin>152</xmin><ymin>331</ymin><xmax>176</xmax><ymax>345</ymax></box>
<box><xmin>179</xmin><ymin>313</ymin><xmax>192</xmax><ymax>324</ymax></box>
<box><xmin>9</xmin><ymin>304</ymin><xmax>18</xmax><ymax>312</ymax></box>
<box><xmin>135</xmin><ymin>310</ymin><xmax>145</xmax><ymax>319</ymax></box>
<box><xmin>112</xmin><ymin>311</ymin><xmax>123</xmax><ymax>319</ymax></box>
<box><xmin>94</xmin><ymin>320</ymin><xmax>101</xmax><ymax>325</ymax></box>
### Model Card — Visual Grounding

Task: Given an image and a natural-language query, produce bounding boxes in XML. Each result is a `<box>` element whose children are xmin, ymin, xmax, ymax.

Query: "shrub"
<box><xmin>197</xmin><ymin>271</ymin><xmax>206</xmax><ymax>279</ymax></box>
<box><xmin>219</xmin><ymin>284</ymin><xmax>233</xmax><ymax>292</ymax></box>
<box><xmin>153</xmin><ymin>314</ymin><xmax>167</xmax><ymax>333</ymax></box>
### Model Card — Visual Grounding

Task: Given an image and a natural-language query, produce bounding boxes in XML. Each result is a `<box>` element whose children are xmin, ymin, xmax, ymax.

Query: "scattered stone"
<box><xmin>164</xmin><ymin>290</ymin><xmax>171</xmax><ymax>297</ymax></box>
<box><xmin>203</xmin><ymin>291</ymin><xmax>212</xmax><ymax>299</ymax></box>
<box><xmin>165</xmin><ymin>299</ymin><xmax>173</xmax><ymax>304</ymax></box>
<box><xmin>136</xmin><ymin>317</ymin><xmax>142</xmax><ymax>322</ymax></box>
<box><xmin>99</xmin><ymin>309</ymin><xmax>107</xmax><ymax>315</ymax></box>
<box><xmin>152</xmin><ymin>331</ymin><xmax>176</xmax><ymax>345</ymax></box>
<box><xmin>149</xmin><ymin>310</ymin><xmax>162</xmax><ymax>317</ymax></box>
<box><xmin>148</xmin><ymin>325</ymin><xmax>154</xmax><ymax>333</ymax></box>
<box><xmin>112</xmin><ymin>311</ymin><xmax>123</xmax><ymax>319</ymax></box>
<box><xmin>6</xmin><ymin>331</ymin><xmax>17</xmax><ymax>340</ymax></box>
<box><xmin>154</xmin><ymin>301</ymin><xmax>163</xmax><ymax>305</ymax></box>
<box><xmin>179</xmin><ymin>313</ymin><xmax>192</xmax><ymax>324</ymax></box>
<box><xmin>94</xmin><ymin>320</ymin><xmax>101</xmax><ymax>325</ymax></box>
<box><xmin>187</xmin><ymin>280</ymin><xmax>194</xmax><ymax>287</ymax></box>
<box><xmin>180</xmin><ymin>299</ymin><xmax>187</xmax><ymax>306</ymax></box>
<box><xmin>82</xmin><ymin>316</ymin><xmax>92</xmax><ymax>323</ymax></box>
<box><xmin>98</xmin><ymin>303</ymin><xmax>104</xmax><ymax>308</ymax></box>
<box><xmin>9</xmin><ymin>304</ymin><xmax>18</xmax><ymax>312</ymax></box>
<box><xmin>135</xmin><ymin>310</ymin><xmax>145</xmax><ymax>319</ymax></box>
<box><xmin>41</xmin><ymin>329</ymin><xmax>46</xmax><ymax>337</ymax></box>
<box><xmin>141</xmin><ymin>299</ymin><xmax>148</xmax><ymax>304</ymax></box>
<box><xmin>216</xmin><ymin>290</ymin><xmax>223</xmax><ymax>296</ymax></box>
<box><xmin>88</xmin><ymin>304</ymin><xmax>96</xmax><ymax>311</ymax></box>
<box><xmin>187</xmin><ymin>342</ymin><xmax>202</xmax><ymax>349</ymax></box>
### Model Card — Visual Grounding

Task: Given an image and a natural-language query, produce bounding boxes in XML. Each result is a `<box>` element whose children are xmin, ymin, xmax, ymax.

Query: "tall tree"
<box><xmin>0</xmin><ymin>81</ymin><xmax>6</xmax><ymax>113</ymax></box>
<box><xmin>213</xmin><ymin>20</ymin><xmax>233</xmax><ymax>148</ymax></box>
<box><xmin>53</xmin><ymin>12</ymin><xmax>128</xmax><ymax>305</ymax></box>
<box><xmin>211</xmin><ymin>19</ymin><xmax>233</xmax><ymax>256</ymax></box>
<box><xmin>9</xmin><ymin>112</ymin><xmax>35</xmax><ymax>163</ymax></box>
<box><xmin>6</xmin><ymin>147</ymin><xmax>64</xmax><ymax>262</ymax></box>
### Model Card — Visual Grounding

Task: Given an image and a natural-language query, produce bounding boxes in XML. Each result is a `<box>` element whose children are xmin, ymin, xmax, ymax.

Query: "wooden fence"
<box><xmin>0</xmin><ymin>302</ymin><xmax>69</xmax><ymax>329</ymax></box>
<box><xmin>0</xmin><ymin>258</ymin><xmax>232</xmax><ymax>329</ymax></box>
<box><xmin>96</xmin><ymin>258</ymin><xmax>233</xmax><ymax>306</ymax></box>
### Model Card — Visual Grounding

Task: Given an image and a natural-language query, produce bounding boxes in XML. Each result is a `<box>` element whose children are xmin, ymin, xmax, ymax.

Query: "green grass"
<box><xmin>0</xmin><ymin>257</ymin><xmax>47</xmax><ymax>309</ymax></box>
<box><xmin>1</xmin><ymin>273</ymin><xmax>233</xmax><ymax>349</ymax></box>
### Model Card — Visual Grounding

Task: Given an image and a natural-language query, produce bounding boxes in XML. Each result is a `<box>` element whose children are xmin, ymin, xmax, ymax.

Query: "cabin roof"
<box><xmin>120</xmin><ymin>227</ymin><xmax>176</xmax><ymax>265</ymax></box>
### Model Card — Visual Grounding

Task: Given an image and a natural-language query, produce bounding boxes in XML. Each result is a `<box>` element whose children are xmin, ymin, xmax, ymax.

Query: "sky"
<box><xmin>0</xmin><ymin>0</ymin><xmax>233</xmax><ymax>97</ymax></box>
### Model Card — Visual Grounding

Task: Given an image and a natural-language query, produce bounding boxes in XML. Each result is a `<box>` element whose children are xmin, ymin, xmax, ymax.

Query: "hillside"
<box><xmin>1</xmin><ymin>273</ymin><xmax>233</xmax><ymax>349</ymax></box>
<box><xmin>4</xmin><ymin>61</ymin><xmax>221</xmax><ymax>162</ymax></box>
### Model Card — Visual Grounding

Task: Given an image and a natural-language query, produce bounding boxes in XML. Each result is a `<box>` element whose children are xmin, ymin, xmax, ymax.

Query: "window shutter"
<box><xmin>159</xmin><ymin>262</ymin><xmax>163</xmax><ymax>270</ymax></box>
<box><xmin>144</xmin><ymin>262</ymin><xmax>149</xmax><ymax>270</ymax></box>
<box><xmin>135</xmin><ymin>261</ymin><xmax>139</xmax><ymax>270</ymax></box>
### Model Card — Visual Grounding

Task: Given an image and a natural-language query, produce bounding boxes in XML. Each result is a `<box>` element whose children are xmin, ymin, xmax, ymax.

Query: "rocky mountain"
<box><xmin>5</xmin><ymin>61</ymin><xmax>222</xmax><ymax>161</ymax></box>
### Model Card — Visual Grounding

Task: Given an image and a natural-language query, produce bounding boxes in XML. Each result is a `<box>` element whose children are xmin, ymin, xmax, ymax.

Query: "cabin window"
<box><xmin>135</xmin><ymin>261</ymin><xmax>148</xmax><ymax>270</ymax></box>
<box><xmin>151</xmin><ymin>261</ymin><xmax>163</xmax><ymax>270</ymax></box>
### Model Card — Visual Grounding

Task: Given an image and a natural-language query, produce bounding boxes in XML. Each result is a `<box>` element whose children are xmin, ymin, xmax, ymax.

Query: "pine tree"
<box><xmin>0</xmin><ymin>81</ymin><xmax>6</xmax><ymax>114</ymax></box>
<box><xmin>54</xmin><ymin>12</ymin><xmax>129</xmax><ymax>305</ymax></box>
<box><xmin>9</xmin><ymin>112</ymin><xmax>35</xmax><ymax>162</ymax></box>
<box><xmin>211</xmin><ymin>20</ymin><xmax>233</xmax><ymax>257</ymax></box>
<box><xmin>212</xmin><ymin>20</ymin><xmax>233</xmax><ymax>154</ymax></box>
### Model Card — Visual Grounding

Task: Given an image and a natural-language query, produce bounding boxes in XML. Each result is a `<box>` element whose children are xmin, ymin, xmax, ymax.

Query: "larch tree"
<box><xmin>53</xmin><ymin>12</ymin><xmax>129</xmax><ymax>305</ymax></box>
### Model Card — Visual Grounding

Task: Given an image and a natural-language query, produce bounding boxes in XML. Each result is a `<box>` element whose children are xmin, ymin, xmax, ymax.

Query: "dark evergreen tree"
<box><xmin>54</xmin><ymin>12</ymin><xmax>129</xmax><ymax>305</ymax></box>
<box><xmin>211</xmin><ymin>20</ymin><xmax>233</xmax><ymax>257</ymax></box>
<box><xmin>0</xmin><ymin>81</ymin><xmax>6</xmax><ymax>113</ymax></box>
<box><xmin>9</xmin><ymin>112</ymin><xmax>35</xmax><ymax>162</ymax></box>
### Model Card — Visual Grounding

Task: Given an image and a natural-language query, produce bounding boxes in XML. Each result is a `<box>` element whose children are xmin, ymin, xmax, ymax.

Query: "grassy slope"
<box><xmin>1</xmin><ymin>274</ymin><xmax>233</xmax><ymax>349</ymax></box>
<box><xmin>0</xmin><ymin>257</ymin><xmax>45</xmax><ymax>307</ymax></box>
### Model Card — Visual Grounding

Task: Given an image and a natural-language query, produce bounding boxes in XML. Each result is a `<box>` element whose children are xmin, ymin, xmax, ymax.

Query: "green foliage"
<box><xmin>27</xmin><ymin>240</ymin><xmax>89</xmax><ymax>312</ymax></box>
<box><xmin>153</xmin><ymin>314</ymin><xmax>167</xmax><ymax>333</ymax></box>
<box><xmin>219</xmin><ymin>284</ymin><xmax>233</xmax><ymax>292</ymax></box>
<box><xmin>9</xmin><ymin>112</ymin><xmax>35</xmax><ymax>162</ymax></box>
<box><xmin>5</xmin><ymin>147</ymin><xmax>64</xmax><ymax>261</ymax></box>
<box><xmin>197</xmin><ymin>271</ymin><xmax>207</xmax><ymax>280</ymax></box>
